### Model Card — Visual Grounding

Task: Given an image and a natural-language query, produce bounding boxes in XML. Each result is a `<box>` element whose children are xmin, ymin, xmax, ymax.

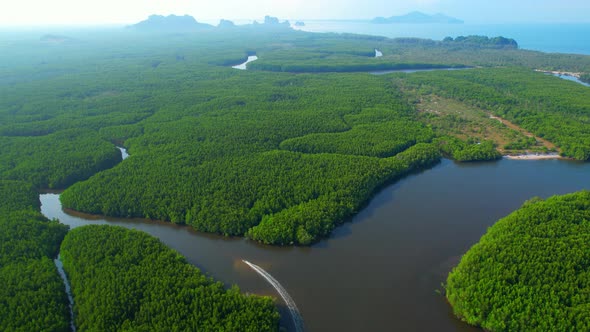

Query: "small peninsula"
<box><xmin>446</xmin><ymin>191</ymin><xmax>590</xmax><ymax>331</ymax></box>
<box><xmin>372</xmin><ymin>11</ymin><xmax>463</xmax><ymax>24</ymax></box>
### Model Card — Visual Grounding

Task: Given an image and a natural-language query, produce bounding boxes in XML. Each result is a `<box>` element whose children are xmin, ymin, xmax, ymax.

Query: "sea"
<box><xmin>292</xmin><ymin>21</ymin><xmax>590</xmax><ymax>55</ymax></box>
<box><xmin>2</xmin><ymin>20</ymin><xmax>589</xmax><ymax>56</ymax></box>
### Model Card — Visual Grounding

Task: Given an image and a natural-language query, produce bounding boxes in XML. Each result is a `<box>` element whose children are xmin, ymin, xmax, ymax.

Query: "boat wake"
<box><xmin>242</xmin><ymin>260</ymin><xmax>304</xmax><ymax>332</ymax></box>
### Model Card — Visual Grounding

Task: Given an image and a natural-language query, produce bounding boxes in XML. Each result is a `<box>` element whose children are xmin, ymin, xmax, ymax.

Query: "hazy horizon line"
<box><xmin>2</xmin><ymin>16</ymin><xmax>590</xmax><ymax>29</ymax></box>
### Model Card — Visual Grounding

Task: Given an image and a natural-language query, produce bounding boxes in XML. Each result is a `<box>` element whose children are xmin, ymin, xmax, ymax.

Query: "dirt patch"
<box><xmin>410</xmin><ymin>92</ymin><xmax>558</xmax><ymax>155</ymax></box>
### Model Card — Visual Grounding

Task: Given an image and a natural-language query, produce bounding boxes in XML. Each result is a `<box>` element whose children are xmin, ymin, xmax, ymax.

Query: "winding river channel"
<box><xmin>232</xmin><ymin>55</ymin><xmax>258</xmax><ymax>70</ymax></box>
<box><xmin>41</xmin><ymin>158</ymin><xmax>590</xmax><ymax>331</ymax></box>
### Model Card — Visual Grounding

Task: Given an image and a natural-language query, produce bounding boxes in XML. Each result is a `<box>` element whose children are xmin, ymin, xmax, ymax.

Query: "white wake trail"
<box><xmin>242</xmin><ymin>260</ymin><xmax>304</xmax><ymax>332</ymax></box>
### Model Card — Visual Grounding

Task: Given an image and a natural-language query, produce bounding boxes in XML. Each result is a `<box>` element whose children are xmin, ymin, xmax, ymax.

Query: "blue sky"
<box><xmin>1</xmin><ymin>0</ymin><xmax>589</xmax><ymax>26</ymax></box>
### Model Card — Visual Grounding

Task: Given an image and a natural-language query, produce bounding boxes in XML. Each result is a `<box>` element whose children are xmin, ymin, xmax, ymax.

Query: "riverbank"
<box><xmin>534</xmin><ymin>69</ymin><xmax>581</xmax><ymax>78</ymax></box>
<box><xmin>41</xmin><ymin>159</ymin><xmax>590</xmax><ymax>332</ymax></box>
<box><xmin>503</xmin><ymin>153</ymin><xmax>563</xmax><ymax>160</ymax></box>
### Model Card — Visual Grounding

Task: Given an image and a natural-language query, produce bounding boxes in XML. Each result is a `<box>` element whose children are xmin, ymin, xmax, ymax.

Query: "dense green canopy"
<box><xmin>2</xmin><ymin>25</ymin><xmax>589</xmax><ymax>245</ymax></box>
<box><xmin>1</xmin><ymin>17</ymin><xmax>590</xmax><ymax>332</ymax></box>
<box><xmin>0</xmin><ymin>181</ymin><xmax>70</xmax><ymax>331</ymax></box>
<box><xmin>446</xmin><ymin>191</ymin><xmax>590</xmax><ymax>331</ymax></box>
<box><xmin>61</xmin><ymin>225</ymin><xmax>280</xmax><ymax>331</ymax></box>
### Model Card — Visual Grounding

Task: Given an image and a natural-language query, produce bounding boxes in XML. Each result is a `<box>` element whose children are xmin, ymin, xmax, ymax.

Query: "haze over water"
<box><xmin>295</xmin><ymin>22</ymin><xmax>590</xmax><ymax>55</ymax></box>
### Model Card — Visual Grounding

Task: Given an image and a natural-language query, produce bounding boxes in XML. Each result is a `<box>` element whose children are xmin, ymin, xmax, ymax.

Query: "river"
<box><xmin>232</xmin><ymin>55</ymin><xmax>258</xmax><ymax>70</ymax></box>
<box><xmin>41</xmin><ymin>158</ymin><xmax>590</xmax><ymax>331</ymax></box>
<box><xmin>370</xmin><ymin>67</ymin><xmax>470</xmax><ymax>75</ymax></box>
<box><xmin>552</xmin><ymin>73</ymin><xmax>590</xmax><ymax>87</ymax></box>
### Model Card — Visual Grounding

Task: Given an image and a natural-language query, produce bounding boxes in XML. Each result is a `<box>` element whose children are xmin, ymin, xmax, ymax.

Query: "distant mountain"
<box><xmin>264</xmin><ymin>15</ymin><xmax>291</xmax><ymax>27</ymax></box>
<box><xmin>252</xmin><ymin>16</ymin><xmax>291</xmax><ymax>29</ymax></box>
<box><xmin>218</xmin><ymin>19</ymin><xmax>235</xmax><ymax>28</ymax></box>
<box><xmin>129</xmin><ymin>15</ymin><xmax>213</xmax><ymax>32</ymax></box>
<box><xmin>372</xmin><ymin>11</ymin><xmax>463</xmax><ymax>24</ymax></box>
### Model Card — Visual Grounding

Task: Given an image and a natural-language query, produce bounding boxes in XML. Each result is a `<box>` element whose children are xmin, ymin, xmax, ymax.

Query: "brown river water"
<box><xmin>41</xmin><ymin>158</ymin><xmax>590</xmax><ymax>331</ymax></box>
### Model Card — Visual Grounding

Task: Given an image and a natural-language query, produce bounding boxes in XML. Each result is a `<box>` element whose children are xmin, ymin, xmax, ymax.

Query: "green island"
<box><xmin>1</xmin><ymin>14</ymin><xmax>590</xmax><ymax>331</ymax></box>
<box><xmin>446</xmin><ymin>191</ymin><xmax>590</xmax><ymax>331</ymax></box>
<box><xmin>61</xmin><ymin>225</ymin><xmax>279</xmax><ymax>331</ymax></box>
